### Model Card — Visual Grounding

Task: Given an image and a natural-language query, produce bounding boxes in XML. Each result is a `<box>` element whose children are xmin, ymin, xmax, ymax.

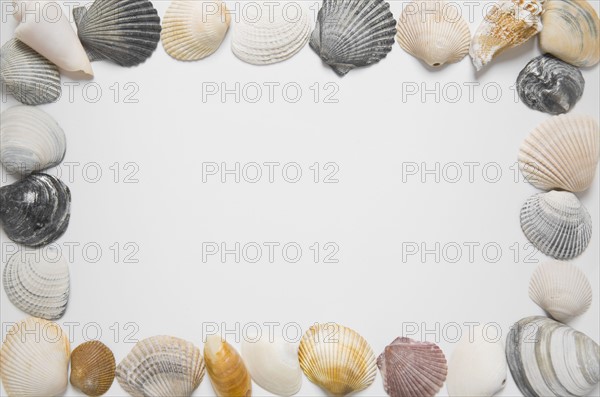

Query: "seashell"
<box><xmin>539</xmin><ymin>0</ymin><xmax>600</xmax><ymax>67</ymax></box>
<box><xmin>161</xmin><ymin>0</ymin><xmax>230</xmax><ymax>61</ymax></box>
<box><xmin>529</xmin><ymin>261</ymin><xmax>592</xmax><ymax>323</ymax></box>
<box><xmin>231</xmin><ymin>1</ymin><xmax>311</xmax><ymax>65</ymax></box>
<box><xmin>116</xmin><ymin>335</ymin><xmax>205</xmax><ymax>397</ymax></box>
<box><xmin>446</xmin><ymin>328</ymin><xmax>507</xmax><ymax>397</ymax></box>
<box><xmin>377</xmin><ymin>337</ymin><xmax>447</xmax><ymax>397</ymax></box>
<box><xmin>73</xmin><ymin>0</ymin><xmax>161</xmax><ymax>67</ymax></box>
<box><xmin>298</xmin><ymin>323</ymin><xmax>377</xmax><ymax>396</ymax></box>
<box><xmin>13</xmin><ymin>0</ymin><xmax>93</xmax><ymax>78</ymax></box>
<box><xmin>241</xmin><ymin>335</ymin><xmax>302</xmax><ymax>397</ymax></box>
<box><xmin>0</xmin><ymin>317</ymin><xmax>70</xmax><ymax>397</ymax></box>
<box><xmin>470</xmin><ymin>0</ymin><xmax>543</xmax><ymax>71</ymax></box>
<box><xmin>204</xmin><ymin>335</ymin><xmax>252</xmax><ymax>397</ymax></box>
<box><xmin>518</xmin><ymin>114</ymin><xmax>600</xmax><ymax>192</ymax></box>
<box><xmin>310</xmin><ymin>0</ymin><xmax>397</xmax><ymax>76</ymax></box>
<box><xmin>0</xmin><ymin>173</ymin><xmax>71</xmax><ymax>247</ymax></box>
<box><xmin>0</xmin><ymin>38</ymin><xmax>61</xmax><ymax>105</ymax></box>
<box><xmin>506</xmin><ymin>316</ymin><xmax>600</xmax><ymax>397</ymax></box>
<box><xmin>517</xmin><ymin>54</ymin><xmax>585</xmax><ymax>115</ymax></box>
<box><xmin>3</xmin><ymin>248</ymin><xmax>69</xmax><ymax>320</ymax></box>
<box><xmin>1</xmin><ymin>105</ymin><xmax>66</xmax><ymax>175</ymax></box>
<box><xmin>520</xmin><ymin>191</ymin><xmax>592</xmax><ymax>260</ymax></box>
<box><xmin>396</xmin><ymin>1</ymin><xmax>471</xmax><ymax>67</ymax></box>
<box><xmin>70</xmin><ymin>341</ymin><xmax>116</xmax><ymax>397</ymax></box>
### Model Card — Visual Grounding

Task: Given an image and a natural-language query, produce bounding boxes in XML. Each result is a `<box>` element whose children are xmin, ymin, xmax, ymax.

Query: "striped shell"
<box><xmin>204</xmin><ymin>335</ymin><xmax>252</xmax><ymax>397</ymax></box>
<box><xmin>70</xmin><ymin>341</ymin><xmax>116</xmax><ymax>397</ymax></box>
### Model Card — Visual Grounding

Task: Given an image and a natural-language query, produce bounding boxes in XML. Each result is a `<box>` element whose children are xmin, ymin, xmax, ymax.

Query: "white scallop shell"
<box><xmin>161</xmin><ymin>0</ymin><xmax>230</xmax><ymax>61</ymax></box>
<box><xmin>529</xmin><ymin>261</ymin><xmax>592</xmax><ymax>323</ymax></box>
<box><xmin>0</xmin><ymin>317</ymin><xmax>70</xmax><ymax>397</ymax></box>
<box><xmin>241</xmin><ymin>335</ymin><xmax>302</xmax><ymax>397</ymax></box>
<box><xmin>231</xmin><ymin>0</ymin><xmax>311</xmax><ymax>65</ymax></box>
<box><xmin>520</xmin><ymin>191</ymin><xmax>592</xmax><ymax>260</ymax></box>
<box><xmin>0</xmin><ymin>105</ymin><xmax>66</xmax><ymax>175</ymax></box>
<box><xmin>396</xmin><ymin>1</ymin><xmax>471</xmax><ymax>67</ymax></box>
<box><xmin>519</xmin><ymin>114</ymin><xmax>599</xmax><ymax>193</ymax></box>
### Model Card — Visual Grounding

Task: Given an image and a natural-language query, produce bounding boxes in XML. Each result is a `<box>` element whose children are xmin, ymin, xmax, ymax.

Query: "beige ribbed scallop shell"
<box><xmin>204</xmin><ymin>335</ymin><xmax>252</xmax><ymax>397</ymax></box>
<box><xmin>70</xmin><ymin>341</ymin><xmax>116</xmax><ymax>396</ymax></box>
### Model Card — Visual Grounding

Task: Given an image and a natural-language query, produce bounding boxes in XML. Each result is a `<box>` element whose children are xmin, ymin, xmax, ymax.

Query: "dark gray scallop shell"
<box><xmin>310</xmin><ymin>0</ymin><xmax>397</xmax><ymax>76</ymax></box>
<box><xmin>73</xmin><ymin>0</ymin><xmax>161</xmax><ymax>67</ymax></box>
<box><xmin>0</xmin><ymin>173</ymin><xmax>71</xmax><ymax>247</ymax></box>
<box><xmin>517</xmin><ymin>54</ymin><xmax>585</xmax><ymax>115</ymax></box>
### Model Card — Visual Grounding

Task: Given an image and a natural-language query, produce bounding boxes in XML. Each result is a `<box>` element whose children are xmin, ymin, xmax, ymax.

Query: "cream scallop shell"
<box><xmin>161</xmin><ymin>0</ymin><xmax>230</xmax><ymax>61</ymax></box>
<box><xmin>0</xmin><ymin>317</ymin><xmax>70</xmax><ymax>397</ymax></box>
<box><xmin>396</xmin><ymin>1</ymin><xmax>471</xmax><ymax>67</ymax></box>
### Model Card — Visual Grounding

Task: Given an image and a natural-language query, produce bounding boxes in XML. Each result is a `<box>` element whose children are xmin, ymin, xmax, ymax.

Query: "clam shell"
<box><xmin>470</xmin><ymin>0</ymin><xmax>543</xmax><ymax>70</ymax></box>
<box><xmin>241</xmin><ymin>335</ymin><xmax>302</xmax><ymax>397</ymax></box>
<box><xmin>396</xmin><ymin>1</ymin><xmax>471</xmax><ymax>67</ymax></box>
<box><xmin>1</xmin><ymin>105</ymin><xmax>66</xmax><ymax>175</ymax></box>
<box><xmin>0</xmin><ymin>38</ymin><xmax>61</xmax><ymax>105</ymax></box>
<box><xmin>231</xmin><ymin>1</ymin><xmax>311</xmax><ymax>65</ymax></box>
<box><xmin>161</xmin><ymin>0</ymin><xmax>230</xmax><ymax>61</ymax></box>
<box><xmin>70</xmin><ymin>341</ymin><xmax>116</xmax><ymax>397</ymax></box>
<box><xmin>116</xmin><ymin>336</ymin><xmax>205</xmax><ymax>397</ymax></box>
<box><xmin>519</xmin><ymin>114</ymin><xmax>599</xmax><ymax>192</ymax></box>
<box><xmin>310</xmin><ymin>0</ymin><xmax>397</xmax><ymax>76</ymax></box>
<box><xmin>0</xmin><ymin>317</ymin><xmax>70</xmax><ymax>397</ymax></box>
<box><xmin>73</xmin><ymin>0</ymin><xmax>161</xmax><ymax>67</ymax></box>
<box><xmin>506</xmin><ymin>316</ymin><xmax>600</xmax><ymax>397</ymax></box>
<box><xmin>377</xmin><ymin>337</ymin><xmax>447</xmax><ymax>397</ymax></box>
<box><xmin>204</xmin><ymin>335</ymin><xmax>252</xmax><ymax>397</ymax></box>
<box><xmin>520</xmin><ymin>191</ymin><xmax>592</xmax><ymax>260</ymax></box>
<box><xmin>298</xmin><ymin>323</ymin><xmax>377</xmax><ymax>396</ymax></box>
<box><xmin>0</xmin><ymin>173</ymin><xmax>71</xmax><ymax>247</ymax></box>
<box><xmin>3</xmin><ymin>248</ymin><xmax>69</xmax><ymax>320</ymax></box>
<box><xmin>540</xmin><ymin>0</ymin><xmax>600</xmax><ymax>67</ymax></box>
<box><xmin>517</xmin><ymin>54</ymin><xmax>585</xmax><ymax>115</ymax></box>
<box><xmin>13</xmin><ymin>0</ymin><xmax>93</xmax><ymax>78</ymax></box>
<box><xmin>529</xmin><ymin>261</ymin><xmax>592</xmax><ymax>323</ymax></box>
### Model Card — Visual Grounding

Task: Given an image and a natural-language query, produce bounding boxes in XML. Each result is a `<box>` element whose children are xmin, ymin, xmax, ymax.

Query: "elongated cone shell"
<box><xmin>204</xmin><ymin>335</ymin><xmax>252</xmax><ymax>397</ymax></box>
<box><xmin>70</xmin><ymin>341</ymin><xmax>116</xmax><ymax>396</ymax></box>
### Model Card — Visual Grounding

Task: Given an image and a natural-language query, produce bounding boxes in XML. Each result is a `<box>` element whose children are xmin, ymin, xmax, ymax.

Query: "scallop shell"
<box><xmin>13</xmin><ymin>0</ymin><xmax>93</xmax><ymax>78</ymax></box>
<box><xmin>204</xmin><ymin>335</ymin><xmax>252</xmax><ymax>397</ymax></box>
<box><xmin>540</xmin><ymin>0</ymin><xmax>600</xmax><ymax>67</ymax></box>
<box><xmin>520</xmin><ymin>191</ymin><xmax>592</xmax><ymax>260</ymax></box>
<box><xmin>470</xmin><ymin>0</ymin><xmax>543</xmax><ymax>71</ymax></box>
<box><xmin>73</xmin><ymin>0</ymin><xmax>161</xmax><ymax>67</ymax></box>
<box><xmin>231</xmin><ymin>1</ymin><xmax>311</xmax><ymax>65</ymax></box>
<box><xmin>70</xmin><ymin>341</ymin><xmax>116</xmax><ymax>397</ymax></box>
<box><xmin>377</xmin><ymin>337</ymin><xmax>447</xmax><ymax>397</ymax></box>
<box><xmin>3</xmin><ymin>248</ymin><xmax>69</xmax><ymax>320</ymax></box>
<box><xmin>310</xmin><ymin>0</ymin><xmax>397</xmax><ymax>76</ymax></box>
<box><xmin>241</xmin><ymin>335</ymin><xmax>302</xmax><ymax>397</ymax></box>
<box><xmin>0</xmin><ymin>38</ymin><xmax>61</xmax><ymax>105</ymax></box>
<box><xmin>298</xmin><ymin>323</ymin><xmax>377</xmax><ymax>396</ymax></box>
<box><xmin>161</xmin><ymin>0</ymin><xmax>230</xmax><ymax>61</ymax></box>
<box><xmin>0</xmin><ymin>317</ymin><xmax>70</xmax><ymax>397</ymax></box>
<box><xmin>518</xmin><ymin>114</ymin><xmax>599</xmax><ymax>192</ymax></box>
<box><xmin>1</xmin><ymin>105</ymin><xmax>66</xmax><ymax>175</ymax></box>
<box><xmin>529</xmin><ymin>261</ymin><xmax>592</xmax><ymax>323</ymax></box>
<box><xmin>0</xmin><ymin>173</ymin><xmax>71</xmax><ymax>247</ymax></box>
<box><xmin>116</xmin><ymin>336</ymin><xmax>205</xmax><ymax>397</ymax></box>
<box><xmin>506</xmin><ymin>316</ymin><xmax>599</xmax><ymax>397</ymax></box>
<box><xmin>396</xmin><ymin>1</ymin><xmax>471</xmax><ymax>67</ymax></box>
<box><xmin>517</xmin><ymin>54</ymin><xmax>585</xmax><ymax>115</ymax></box>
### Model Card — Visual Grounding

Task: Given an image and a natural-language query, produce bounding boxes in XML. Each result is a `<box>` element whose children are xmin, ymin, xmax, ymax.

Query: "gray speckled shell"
<box><xmin>517</xmin><ymin>54</ymin><xmax>584</xmax><ymax>115</ymax></box>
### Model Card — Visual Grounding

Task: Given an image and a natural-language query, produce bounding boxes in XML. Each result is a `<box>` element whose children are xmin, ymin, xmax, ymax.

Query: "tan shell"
<box><xmin>298</xmin><ymin>323</ymin><xmax>377</xmax><ymax>396</ymax></box>
<box><xmin>204</xmin><ymin>335</ymin><xmax>252</xmax><ymax>397</ymax></box>
<box><xmin>70</xmin><ymin>341</ymin><xmax>116</xmax><ymax>396</ymax></box>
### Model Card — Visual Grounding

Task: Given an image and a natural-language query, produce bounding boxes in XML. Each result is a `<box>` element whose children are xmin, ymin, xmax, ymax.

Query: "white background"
<box><xmin>1</xmin><ymin>1</ymin><xmax>599</xmax><ymax>396</ymax></box>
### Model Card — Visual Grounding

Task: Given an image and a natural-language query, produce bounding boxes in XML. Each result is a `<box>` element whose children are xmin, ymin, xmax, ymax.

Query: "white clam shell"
<box><xmin>396</xmin><ymin>1</ymin><xmax>471</xmax><ymax>67</ymax></box>
<box><xmin>241</xmin><ymin>335</ymin><xmax>302</xmax><ymax>397</ymax></box>
<box><xmin>529</xmin><ymin>261</ymin><xmax>592</xmax><ymax>323</ymax></box>
<box><xmin>162</xmin><ymin>0</ymin><xmax>230</xmax><ymax>61</ymax></box>
<box><xmin>0</xmin><ymin>105</ymin><xmax>66</xmax><ymax>175</ymax></box>
<box><xmin>0</xmin><ymin>317</ymin><xmax>70</xmax><ymax>397</ymax></box>
<box><xmin>519</xmin><ymin>114</ymin><xmax>599</xmax><ymax>193</ymax></box>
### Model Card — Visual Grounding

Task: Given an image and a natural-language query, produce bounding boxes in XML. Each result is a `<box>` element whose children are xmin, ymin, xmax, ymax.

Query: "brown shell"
<box><xmin>204</xmin><ymin>335</ymin><xmax>252</xmax><ymax>397</ymax></box>
<box><xmin>70</xmin><ymin>341</ymin><xmax>116</xmax><ymax>396</ymax></box>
